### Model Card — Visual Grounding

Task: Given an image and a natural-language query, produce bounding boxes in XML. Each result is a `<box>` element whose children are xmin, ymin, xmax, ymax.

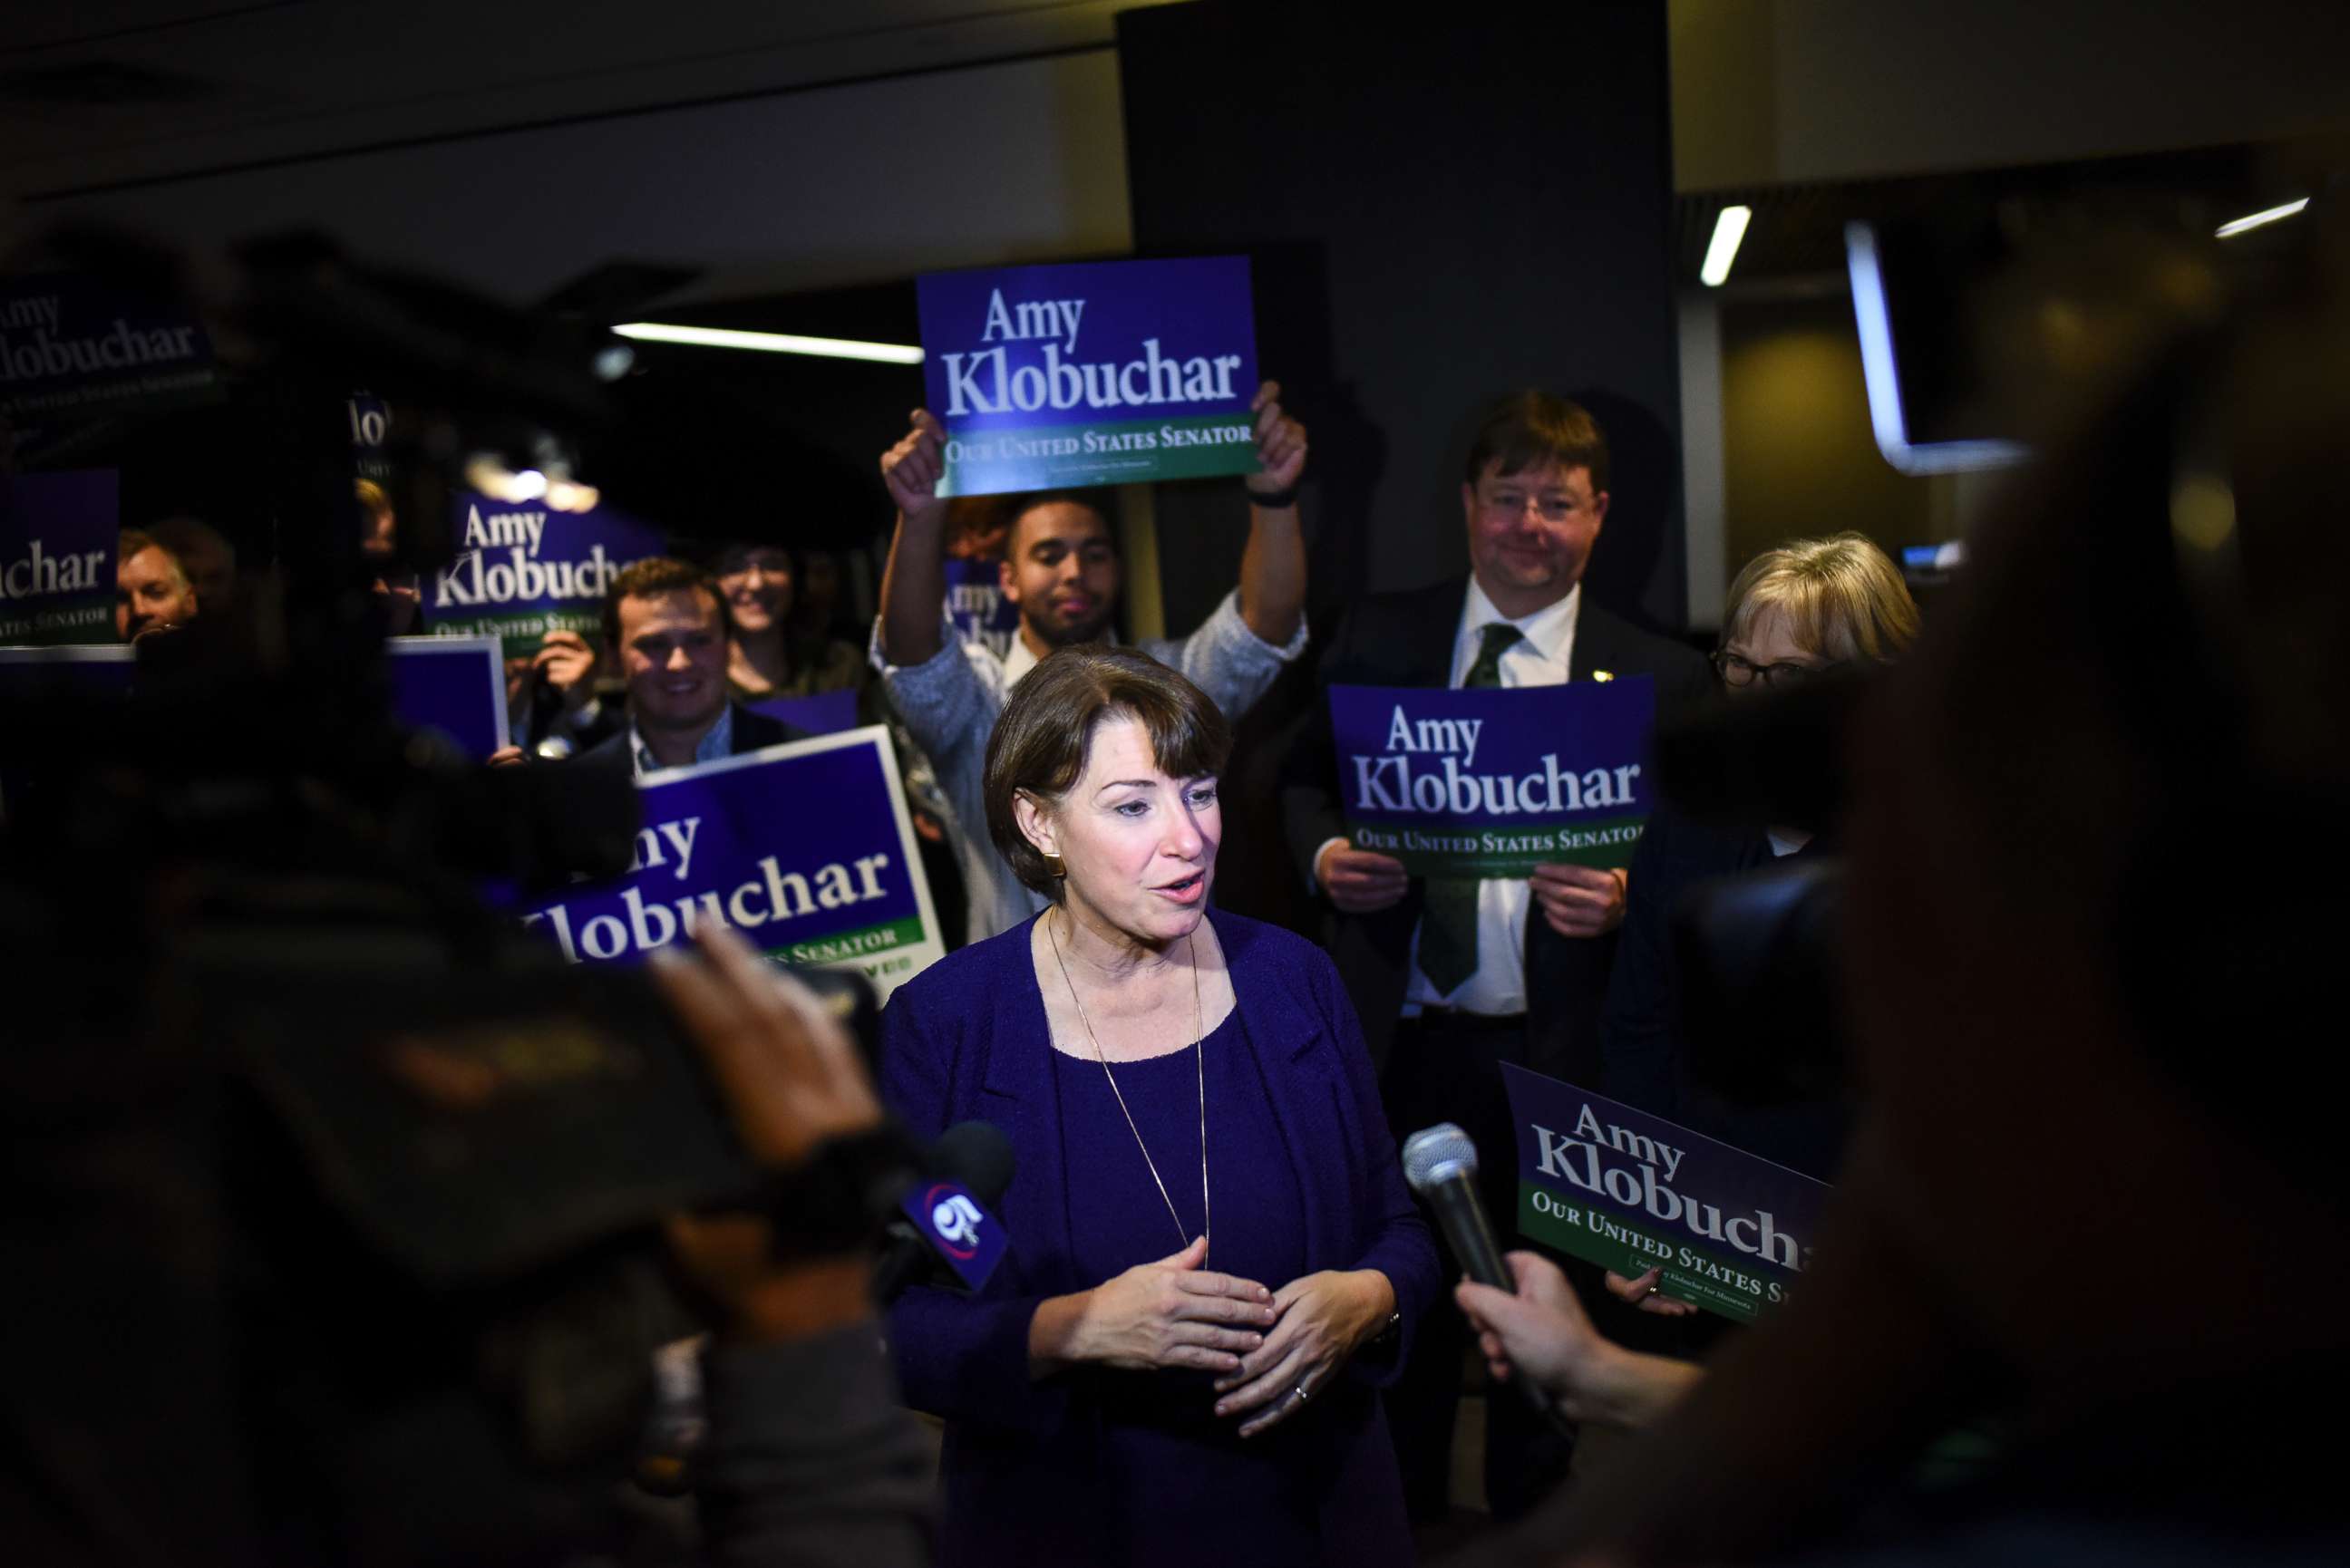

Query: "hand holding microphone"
<box><xmin>1403</xmin><ymin>1122</ymin><xmax>1706</xmax><ymax>1431</ymax></box>
<box><xmin>1403</xmin><ymin>1121</ymin><xmax>1568</xmax><ymax>1432</ymax></box>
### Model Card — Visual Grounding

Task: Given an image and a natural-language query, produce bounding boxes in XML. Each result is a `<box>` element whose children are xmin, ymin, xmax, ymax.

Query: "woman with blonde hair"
<box><xmin>1599</xmin><ymin>532</ymin><xmax>1918</xmax><ymax>1163</ymax></box>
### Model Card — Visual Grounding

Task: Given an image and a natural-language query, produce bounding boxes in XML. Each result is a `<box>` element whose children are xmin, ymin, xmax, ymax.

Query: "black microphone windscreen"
<box><xmin>931</xmin><ymin>1120</ymin><xmax>1015</xmax><ymax>1205</ymax></box>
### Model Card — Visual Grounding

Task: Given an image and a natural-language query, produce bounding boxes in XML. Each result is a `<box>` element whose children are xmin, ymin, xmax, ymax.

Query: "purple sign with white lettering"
<box><xmin>0</xmin><ymin>469</ymin><xmax>118</xmax><ymax>645</ymax></box>
<box><xmin>1327</xmin><ymin>677</ymin><xmax>1657</xmax><ymax>876</ymax></box>
<box><xmin>917</xmin><ymin>256</ymin><xmax>1259</xmax><ymax>496</ymax></box>
<box><xmin>1501</xmin><ymin>1064</ymin><xmax>1832</xmax><ymax>1323</ymax></box>
<box><xmin>943</xmin><ymin>556</ymin><xmax>1019</xmax><ymax>660</ymax></box>
<box><xmin>899</xmin><ymin>1177</ymin><xmax>1008</xmax><ymax>1292</ymax></box>
<box><xmin>427</xmin><ymin>489</ymin><xmax>665</xmax><ymax>659</ymax></box>
<box><xmin>515</xmin><ymin>729</ymin><xmax>944</xmax><ymax>1002</ymax></box>
<box><xmin>0</xmin><ymin>275</ymin><xmax>218</xmax><ymax>422</ymax></box>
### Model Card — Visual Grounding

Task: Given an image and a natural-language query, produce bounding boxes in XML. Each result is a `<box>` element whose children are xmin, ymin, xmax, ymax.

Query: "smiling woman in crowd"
<box><xmin>878</xmin><ymin>644</ymin><xmax>1438</xmax><ymax>1567</ymax></box>
<box><xmin>713</xmin><ymin>541</ymin><xmax>864</xmax><ymax>701</ymax></box>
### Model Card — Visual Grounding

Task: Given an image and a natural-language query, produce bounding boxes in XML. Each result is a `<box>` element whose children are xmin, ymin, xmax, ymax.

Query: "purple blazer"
<box><xmin>879</xmin><ymin>907</ymin><xmax>1440</xmax><ymax>1564</ymax></box>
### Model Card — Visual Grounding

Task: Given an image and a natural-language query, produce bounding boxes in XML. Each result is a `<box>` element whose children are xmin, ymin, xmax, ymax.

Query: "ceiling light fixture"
<box><xmin>1699</xmin><ymin>205</ymin><xmax>1753</xmax><ymax>287</ymax></box>
<box><xmin>611</xmin><ymin>323</ymin><xmax>925</xmax><ymax>364</ymax></box>
<box><xmin>2214</xmin><ymin>197</ymin><xmax>2309</xmax><ymax>239</ymax></box>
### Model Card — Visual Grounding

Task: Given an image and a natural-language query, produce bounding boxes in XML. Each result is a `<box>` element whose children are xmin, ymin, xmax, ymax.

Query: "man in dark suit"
<box><xmin>1280</xmin><ymin>390</ymin><xmax>1709</xmax><ymax>1524</ymax></box>
<box><xmin>578</xmin><ymin>557</ymin><xmax>809</xmax><ymax>775</ymax></box>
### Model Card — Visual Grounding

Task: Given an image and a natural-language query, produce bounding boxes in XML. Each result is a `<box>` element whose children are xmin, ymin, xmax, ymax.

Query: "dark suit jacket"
<box><xmin>1279</xmin><ymin>576</ymin><xmax>1711</xmax><ymax>1083</ymax></box>
<box><xmin>879</xmin><ymin>909</ymin><xmax>1439</xmax><ymax>1564</ymax></box>
<box><xmin>1596</xmin><ymin>803</ymin><xmax>1777</xmax><ymax>1118</ymax></box>
<box><xmin>1599</xmin><ymin>807</ymin><xmax>1850</xmax><ymax>1182</ymax></box>
<box><xmin>575</xmin><ymin>702</ymin><xmax>809</xmax><ymax>773</ymax></box>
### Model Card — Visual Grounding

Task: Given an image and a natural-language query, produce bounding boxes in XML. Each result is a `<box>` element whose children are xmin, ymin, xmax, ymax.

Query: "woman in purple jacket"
<box><xmin>880</xmin><ymin>645</ymin><xmax>1439</xmax><ymax>1567</ymax></box>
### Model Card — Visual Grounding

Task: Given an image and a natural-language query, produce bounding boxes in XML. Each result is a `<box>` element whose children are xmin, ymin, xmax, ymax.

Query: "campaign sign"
<box><xmin>1327</xmin><ymin>677</ymin><xmax>1656</xmax><ymax>877</ymax></box>
<box><xmin>917</xmin><ymin>256</ymin><xmax>1260</xmax><ymax>496</ymax></box>
<box><xmin>900</xmin><ymin>1178</ymin><xmax>1008</xmax><ymax>1292</ymax></box>
<box><xmin>517</xmin><ymin>728</ymin><xmax>945</xmax><ymax>1002</ymax></box>
<box><xmin>1500</xmin><ymin>1064</ymin><xmax>1831</xmax><ymax>1324</ymax></box>
<box><xmin>944</xmin><ymin>556</ymin><xmax>1020</xmax><ymax>660</ymax></box>
<box><xmin>0</xmin><ymin>636</ymin><xmax>510</xmax><ymax>760</ymax></box>
<box><xmin>426</xmin><ymin>489</ymin><xmax>665</xmax><ymax>659</ymax></box>
<box><xmin>350</xmin><ymin>392</ymin><xmax>393</xmax><ymax>485</ymax></box>
<box><xmin>385</xmin><ymin>635</ymin><xmax>510</xmax><ymax>760</ymax></box>
<box><xmin>0</xmin><ymin>469</ymin><xmax>118</xmax><ymax>645</ymax></box>
<box><xmin>0</xmin><ymin>642</ymin><xmax>132</xmax><ymax>700</ymax></box>
<box><xmin>743</xmin><ymin>688</ymin><xmax>859</xmax><ymax>736</ymax></box>
<box><xmin>0</xmin><ymin>275</ymin><xmax>218</xmax><ymax>422</ymax></box>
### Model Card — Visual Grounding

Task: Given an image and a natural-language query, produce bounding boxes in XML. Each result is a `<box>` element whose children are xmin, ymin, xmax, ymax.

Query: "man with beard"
<box><xmin>871</xmin><ymin>382</ymin><xmax>1308</xmax><ymax>943</ymax></box>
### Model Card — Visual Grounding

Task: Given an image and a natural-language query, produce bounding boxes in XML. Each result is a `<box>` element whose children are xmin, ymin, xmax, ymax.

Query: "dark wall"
<box><xmin>1116</xmin><ymin>1</ymin><xmax>1686</xmax><ymax>929</ymax></box>
<box><xmin>1117</xmin><ymin>0</ymin><xmax>1686</xmax><ymax>633</ymax></box>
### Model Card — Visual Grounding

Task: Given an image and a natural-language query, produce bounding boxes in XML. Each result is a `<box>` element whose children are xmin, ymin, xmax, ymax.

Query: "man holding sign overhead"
<box><xmin>874</xmin><ymin>392</ymin><xmax>1309</xmax><ymax>946</ymax></box>
<box><xmin>1279</xmin><ymin>389</ymin><xmax>1708</xmax><ymax>1523</ymax></box>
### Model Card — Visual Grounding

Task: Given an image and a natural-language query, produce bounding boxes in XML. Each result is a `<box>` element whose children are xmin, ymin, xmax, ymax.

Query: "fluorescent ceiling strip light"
<box><xmin>2214</xmin><ymin>197</ymin><xmax>2308</xmax><ymax>239</ymax></box>
<box><xmin>1699</xmin><ymin>204</ymin><xmax>1753</xmax><ymax>287</ymax></box>
<box><xmin>1843</xmin><ymin>222</ymin><xmax>2030</xmax><ymax>477</ymax></box>
<box><xmin>611</xmin><ymin>323</ymin><xmax>925</xmax><ymax>364</ymax></box>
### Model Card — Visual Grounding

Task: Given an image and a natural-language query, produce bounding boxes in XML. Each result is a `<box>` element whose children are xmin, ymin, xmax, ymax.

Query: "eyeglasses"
<box><xmin>1710</xmin><ymin>649</ymin><xmax>1838</xmax><ymax>689</ymax></box>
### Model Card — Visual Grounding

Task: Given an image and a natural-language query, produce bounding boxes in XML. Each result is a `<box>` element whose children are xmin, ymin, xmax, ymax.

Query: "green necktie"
<box><xmin>1416</xmin><ymin>622</ymin><xmax>1522</xmax><ymax>996</ymax></box>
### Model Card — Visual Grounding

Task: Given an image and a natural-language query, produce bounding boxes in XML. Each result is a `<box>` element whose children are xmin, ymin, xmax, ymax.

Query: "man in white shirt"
<box><xmin>1278</xmin><ymin>390</ymin><xmax>1710</xmax><ymax>1524</ymax></box>
<box><xmin>870</xmin><ymin>383</ymin><xmax>1310</xmax><ymax>944</ymax></box>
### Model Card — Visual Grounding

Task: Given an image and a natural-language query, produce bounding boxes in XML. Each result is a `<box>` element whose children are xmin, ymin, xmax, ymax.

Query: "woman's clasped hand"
<box><xmin>1032</xmin><ymin>1235</ymin><xmax>1398</xmax><ymax>1438</ymax></box>
<box><xmin>1055</xmin><ymin>1235</ymin><xmax>1277</xmax><ymax>1375</ymax></box>
<box><xmin>1214</xmin><ymin>1268</ymin><xmax>1397</xmax><ymax>1437</ymax></box>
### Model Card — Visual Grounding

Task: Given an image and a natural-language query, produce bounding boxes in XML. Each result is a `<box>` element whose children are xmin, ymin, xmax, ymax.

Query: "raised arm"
<box><xmin>877</xmin><ymin>409</ymin><xmax>951</xmax><ymax>666</ymax></box>
<box><xmin>1238</xmin><ymin>380</ymin><xmax>1308</xmax><ymax>646</ymax></box>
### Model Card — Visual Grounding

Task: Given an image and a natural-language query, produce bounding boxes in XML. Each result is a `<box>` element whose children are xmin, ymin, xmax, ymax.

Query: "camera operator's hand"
<box><xmin>1531</xmin><ymin>862</ymin><xmax>1628</xmax><ymax>938</ymax></box>
<box><xmin>651</xmin><ymin>926</ymin><xmax>885</xmax><ymax>1343</ymax></box>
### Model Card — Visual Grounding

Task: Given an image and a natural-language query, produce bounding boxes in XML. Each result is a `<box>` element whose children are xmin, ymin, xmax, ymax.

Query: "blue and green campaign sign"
<box><xmin>1327</xmin><ymin>677</ymin><xmax>1656</xmax><ymax>877</ymax></box>
<box><xmin>918</xmin><ymin>256</ymin><xmax>1260</xmax><ymax>496</ymax></box>
<box><xmin>0</xmin><ymin>469</ymin><xmax>118</xmax><ymax>645</ymax></box>
<box><xmin>518</xmin><ymin>728</ymin><xmax>945</xmax><ymax>1002</ymax></box>
<box><xmin>1501</xmin><ymin>1064</ymin><xmax>1830</xmax><ymax>1324</ymax></box>
<box><xmin>426</xmin><ymin>489</ymin><xmax>665</xmax><ymax>659</ymax></box>
<box><xmin>0</xmin><ymin>275</ymin><xmax>218</xmax><ymax>423</ymax></box>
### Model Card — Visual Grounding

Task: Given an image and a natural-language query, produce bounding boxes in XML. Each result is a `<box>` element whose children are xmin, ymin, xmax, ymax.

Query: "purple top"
<box><xmin>881</xmin><ymin>909</ymin><xmax>1437</xmax><ymax>1567</ymax></box>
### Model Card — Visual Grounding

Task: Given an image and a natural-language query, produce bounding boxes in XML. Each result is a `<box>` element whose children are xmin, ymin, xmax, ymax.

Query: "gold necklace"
<box><xmin>1047</xmin><ymin>912</ymin><xmax>1209</xmax><ymax>1253</ymax></box>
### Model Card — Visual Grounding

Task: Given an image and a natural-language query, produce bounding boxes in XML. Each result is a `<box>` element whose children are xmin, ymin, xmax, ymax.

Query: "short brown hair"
<box><xmin>603</xmin><ymin>556</ymin><xmax>729</xmax><ymax>647</ymax></box>
<box><xmin>1462</xmin><ymin>390</ymin><xmax>1610</xmax><ymax>494</ymax></box>
<box><xmin>983</xmin><ymin>646</ymin><xmax>1232</xmax><ymax>896</ymax></box>
<box><xmin>116</xmin><ymin>529</ymin><xmax>187</xmax><ymax>583</ymax></box>
<box><xmin>1722</xmin><ymin>533</ymin><xmax>1921</xmax><ymax>664</ymax></box>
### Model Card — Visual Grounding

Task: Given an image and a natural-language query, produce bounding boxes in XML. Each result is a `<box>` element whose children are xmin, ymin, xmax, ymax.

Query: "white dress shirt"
<box><xmin>1403</xmin><ymin>579</ymin><xmax>1580</xmax><ymax>1015</ymax></box>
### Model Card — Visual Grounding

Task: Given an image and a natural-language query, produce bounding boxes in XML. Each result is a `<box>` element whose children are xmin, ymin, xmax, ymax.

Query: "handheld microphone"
<box><xmin>1402</xmin><ymin>1121</ymin><xmax>1569</xmax><ymax>1432</ymax></box>
<box><xmin>873</xmin><ymin>1119</ymin><xmax>1015</xmax><ymax>1304</ymax></box>
<box><xmin>1402</xmin><ymin>1122</ymin><xmax>1512</xmax><ymax>1291</ymax></box>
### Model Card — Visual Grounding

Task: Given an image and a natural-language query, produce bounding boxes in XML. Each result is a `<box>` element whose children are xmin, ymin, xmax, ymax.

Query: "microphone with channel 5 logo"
<box><xmin>874</xmin><ymin>1120</ymin><xmax>1015</xmax><ymax>1304</ymax></box>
